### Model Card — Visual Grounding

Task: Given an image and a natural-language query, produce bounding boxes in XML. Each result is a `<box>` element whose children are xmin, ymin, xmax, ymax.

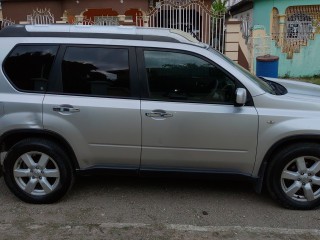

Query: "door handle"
<box><xmin>145</xmin><ymin>110</ymin><xmax>173</xmax><ymax>118</ymax></box>
<box><xmin>159</xmin><ymin>113</ymin><xmax>173</xmax><ymax>118</ymax></box>
<box><xmin>53</xmin><ymin>105</ymin><xmax>80</xmax><ymax>113</ymax></box>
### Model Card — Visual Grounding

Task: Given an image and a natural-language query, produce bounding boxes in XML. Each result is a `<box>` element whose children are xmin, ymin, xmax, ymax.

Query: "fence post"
<box><xmin>143</xmin><ymin>15</ymin><xmax>149</xmax><ymax>27</ymax></box>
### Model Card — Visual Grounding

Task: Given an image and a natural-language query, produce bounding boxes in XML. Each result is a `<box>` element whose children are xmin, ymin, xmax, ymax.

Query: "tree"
<box><xmin>211</xmin><ymin>0</ymin><xmax>228</xmax><ymax>15</ymax></box>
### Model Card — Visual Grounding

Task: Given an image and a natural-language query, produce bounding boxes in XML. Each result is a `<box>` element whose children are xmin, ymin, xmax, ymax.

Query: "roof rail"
<box><xmin>0</xmin><ymin>24</ymin><xmax>202</xmax><ymax>45</ymax></box>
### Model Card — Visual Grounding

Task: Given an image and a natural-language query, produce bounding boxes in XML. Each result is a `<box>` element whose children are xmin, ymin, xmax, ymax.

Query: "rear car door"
<box><xmin>138</xmin><ymin>48</ymin><xmax>259</xmax><ymax>174</ymax></box>
<box><xmin>1</xmin><ymin>45</ymin><xmax>58</xmax><ymax>134</ymax></box>
<box><xmin>43</xmin><ymin>45</ymin><xmax>141</xmax><ymax>170</ymax></box>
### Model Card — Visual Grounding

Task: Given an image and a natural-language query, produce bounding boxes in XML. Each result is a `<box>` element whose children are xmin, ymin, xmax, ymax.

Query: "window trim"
<box><xmin>136</xmin><ymin>47</ymin><xmax>253</xmax><ymax>106</ymax></box>
<box><xmin>2</xmin><ymin>43</ymin><xmax>60</xmax><ymax>94</ymax></box>
<box><xmin>46</xmin><ymin>44</ymin><xmax>140</xmax><ymax>100</ymax></box>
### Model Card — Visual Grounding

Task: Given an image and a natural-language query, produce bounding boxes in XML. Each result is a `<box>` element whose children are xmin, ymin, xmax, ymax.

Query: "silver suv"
<box><xmin>1</xmin><ymin>25</ymin><xmax>320</xmax><ymax>209</ymax></box>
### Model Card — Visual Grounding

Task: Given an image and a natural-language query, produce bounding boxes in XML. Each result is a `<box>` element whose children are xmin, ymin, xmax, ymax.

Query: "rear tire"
<box><xmin>266</xmin><ymin>143</ymin><xmax>320</xmax><ymax>210</ymax></box>
<box><xmin>3</xmin><ymin>138</ymin><xmax>74</xmax><ymax>204</ymax></box>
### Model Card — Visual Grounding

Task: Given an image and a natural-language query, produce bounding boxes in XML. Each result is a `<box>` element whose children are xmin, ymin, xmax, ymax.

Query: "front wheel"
<box><xmin>3</xmin><ymin>138</ymin><xmax>74</xmax><ymax>204</ymax></box>
<box><xmin>266</xmin><ymin>143</ymin><xmax>320</xmax><ymax>210</ymax></box>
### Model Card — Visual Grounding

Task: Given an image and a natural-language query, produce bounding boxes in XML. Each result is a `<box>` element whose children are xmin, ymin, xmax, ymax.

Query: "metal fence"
<box><xmin>27</xmin><ymin>8</ymin><xmax>54</xmax><ymax>25</ymax></box>
<box><xmin>94</xmin><ymin>16</ymin><xmax>119</xmax><ymax>26</ymax></box>
<box><xmin>142</xmin><ymin>0</ymin><xmax>226</xmax><ymax>53</ymax></box>
<box><xmin>0</xmin><ymin>18</ymin><xmax>15</xmax><ymax>30</ymax></box>
<box><xmin>0</xmin><ymin>1</ymin><xmax>226</xmax><ymax>52</ymax></box>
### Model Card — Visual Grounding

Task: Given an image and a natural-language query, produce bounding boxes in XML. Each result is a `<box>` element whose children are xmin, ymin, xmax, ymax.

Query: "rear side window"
<box><xmin>3</xmin><ymin>45</ymin><xmax>58</xmax><ymax>92</ymax></box>
<box><xmin>60</xmin><ymin>47</ymin><xmax>131</xmax><ymax>98</ymax></box>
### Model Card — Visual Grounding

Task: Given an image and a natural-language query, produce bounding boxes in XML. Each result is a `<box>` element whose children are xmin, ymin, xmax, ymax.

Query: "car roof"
<box><xmin>0</xmin><ymin>24</ymin><xmax>206</xmax><ymax>47</ymax></box>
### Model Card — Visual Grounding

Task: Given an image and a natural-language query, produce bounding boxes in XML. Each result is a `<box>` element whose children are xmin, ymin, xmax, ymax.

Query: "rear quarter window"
<box><xmin>3</xmin><ymin>45</ymin><xmax>58</xmax><ymax>92</ymax></box>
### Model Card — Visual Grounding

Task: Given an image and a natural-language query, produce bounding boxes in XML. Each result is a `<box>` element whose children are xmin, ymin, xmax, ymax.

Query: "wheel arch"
<box><xmin>0</xmin><ymin>129</ymin><xmax>80</xmax><ymax>170</ymax></box>
<box><xmin>255</xmin><ymin>134</ymin><xmax>320</xmax><ymax>192</ymax></box>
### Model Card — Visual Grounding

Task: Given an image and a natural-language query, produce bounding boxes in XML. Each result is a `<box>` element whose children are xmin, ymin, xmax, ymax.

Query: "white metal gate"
<box><xmin>0</xmin><ymin>18</ymin><xmax>15</xmax><ymax>29</ymax></box>
<box><xmin>27</xmin><ymin>8</ymin><xmax>54</xmax><ymax>25</ymax></box>
<box><xmin>146</xmin><ymin>0</ymin><xmax>225</xmax><ymax>52</ymax></box>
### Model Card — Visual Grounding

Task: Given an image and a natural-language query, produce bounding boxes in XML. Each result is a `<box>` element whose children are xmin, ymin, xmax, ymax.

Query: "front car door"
<box><xmin>43</xmin><ymin>45</ymin><xmax>141</xmax><ymax>170</ymax></box>
<box><xmin>138</xmin><ymin>48</ymin><xmax>259</xmax><ymax>175</ymax></box>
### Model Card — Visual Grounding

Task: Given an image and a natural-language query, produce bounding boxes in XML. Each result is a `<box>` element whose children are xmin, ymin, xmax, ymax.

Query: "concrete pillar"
<box><xmin>143</xmin><ymin>15</ymin><xmax>149</xmax><ymax>27</ymax></box>
<box><xmin>60</xmin><ymin>10</ymin><xmax>68</xmax><ymax>22</ymax></box>
<box><xmin>278</xmin><ymin>14</ymin><xmax>286</xmax><ymax>47</ymax></box>
<box><xmin>224</xmin><ymin>19</ymin><xmax>241</xmax><ymax>63</ymax></box>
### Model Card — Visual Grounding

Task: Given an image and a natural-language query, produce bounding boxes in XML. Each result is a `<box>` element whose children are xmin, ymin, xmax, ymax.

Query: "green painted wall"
<box><xmin>253</xmin><ymin>0</ymin><xmax>320</xmax><ymax>77</ymax></box>
<box><xmin>253</xmin><ymin>0</ymin><xmax>320</xmax><ymax>35</ymax></box>
<box><xmin>271</xmin><ymin>36</ymin><xmax>320</xmax><ymax>77</ymax></box>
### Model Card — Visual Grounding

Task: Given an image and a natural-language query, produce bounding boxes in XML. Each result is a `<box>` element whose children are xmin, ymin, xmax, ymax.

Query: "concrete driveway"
<box><xmin>0</xmin><ymin>174</ymin><xmax>320</xmax><ymax>239</ymax></box>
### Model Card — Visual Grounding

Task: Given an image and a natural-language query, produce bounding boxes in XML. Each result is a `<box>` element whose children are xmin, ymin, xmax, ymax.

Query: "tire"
<box><xmin>266</xmin><ymin>143</ymin><xmax>320</xmax><ymax>210</ymax></box>
<box><xmin>2</xmin><ymin>138</ymin><xmax>75</xmax><ymax>204</ymax></box>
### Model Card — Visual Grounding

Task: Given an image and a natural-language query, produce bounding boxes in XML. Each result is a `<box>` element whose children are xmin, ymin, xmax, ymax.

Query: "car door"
<box><xmin>1</xmin><ymin>45</ymin><xmax>58</xmax><ymax>133</ymax></box>
<box><xmin>138</xmin><ymin>48</ymin><xmax>259</xmax><ymax>174</ymax></box>
<box><xmin>43</xmin><ymin>45</ymin><xmax>141</xmax><ymax>170</ymax></box>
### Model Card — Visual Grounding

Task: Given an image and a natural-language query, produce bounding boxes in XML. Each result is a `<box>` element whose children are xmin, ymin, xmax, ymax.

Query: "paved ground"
<box><xmin>0</xmin><ymin>173</ymin><xmax>320</xmax><ymax>239</ymax></box>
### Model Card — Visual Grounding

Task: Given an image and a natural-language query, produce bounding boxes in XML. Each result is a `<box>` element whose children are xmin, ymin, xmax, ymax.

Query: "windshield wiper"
<box><xmin>260</xmin><ymin>78</ymin><xmax>288</xmax><ymax>95</ymax></box>
<box><xmin>266</xmin><ymin>80</ymin><xmax>288</xmax><ymax>95</ymax></box>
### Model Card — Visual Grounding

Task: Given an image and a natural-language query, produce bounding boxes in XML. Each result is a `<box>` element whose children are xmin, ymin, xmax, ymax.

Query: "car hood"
<box><xmin>264</xmin><ymin>77</ymin><xmax>320</xmax><ymax>99</ymax></box>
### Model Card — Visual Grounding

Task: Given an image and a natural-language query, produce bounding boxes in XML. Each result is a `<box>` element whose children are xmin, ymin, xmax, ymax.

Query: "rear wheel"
<box><xmin>267</xmin><ymin>143</ymin><xmax>320</xmax><ymax>210</ymax></box>
<box><xmin>3</xmin><ymin>138</ymin><xmax>74</xmax><ymax>204</ymax></box>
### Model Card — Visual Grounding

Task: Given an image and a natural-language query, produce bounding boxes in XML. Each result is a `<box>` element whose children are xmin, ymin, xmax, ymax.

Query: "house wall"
<box><xmin>253</xmin><ymin>0</ymin><xmax>320</xmax><ymax>35</ymax></box>
<box><xmin>225</xmin><ymin>19</ymin><xmax>251</xmax><ymax>71</ymax></box>
<box><xmin>2</xmin><ymin>1</ymin><xmax>62</xmax><ymax>22</ymax></box>
<box><xmin>253</xmin><ymin>0</ymin><xmax>320</xmax><ymax>77</ymax></box>
<box><xmin>1</xmin><ymin>0</ymin><xmax>149</xmax><ymax>22</ymax></box>
<box><xmin>231</xmin><ymin>8</ymin><xmax>253</xmax><ymax>41</ymax></box>
<box><xmin>0</xmin><ymin>2</ymin><xmax>3</xmax><ymax>19</ymax></box>
<box><xmin>272</xmin><ymin>36</ymin><xmax>320</xmax><ymax>77</ymax></box>
<box><xmin>1</xmin><ymin>0</ymin><xmax>212</xmax><ymax>23</ymax></box>
<box><xmin>232</xmin><ymin>9</ymin><xmax>253</xmax><ymax>24</ymax></box>
<box><xmin>61</xmin><ymin>0</ymin><xmax>149</xmax><ymax>17</ymax></box>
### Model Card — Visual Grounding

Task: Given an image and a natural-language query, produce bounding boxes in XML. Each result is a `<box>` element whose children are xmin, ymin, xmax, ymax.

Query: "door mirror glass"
<box><xmin>235</xmin><ymin>88</ymin><xmax>247</xmax><ymax>106</ymax></box>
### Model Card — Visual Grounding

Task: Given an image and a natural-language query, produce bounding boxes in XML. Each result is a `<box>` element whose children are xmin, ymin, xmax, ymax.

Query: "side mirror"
<box><xmin>235</xmin><ymin>88</ymin><xmax>247</xmax><ymax>106</ymax></box>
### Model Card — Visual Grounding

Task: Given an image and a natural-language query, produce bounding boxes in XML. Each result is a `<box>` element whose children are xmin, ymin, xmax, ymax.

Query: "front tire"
<box><xmin>3</xmin><ymin>138</ymin><xmax>74</xmax><ymax>204</ymax></box>
<box><xmin>266</xmin><ymin>143</ymin><xmax>320</xmax><ymax>210</ymax></box>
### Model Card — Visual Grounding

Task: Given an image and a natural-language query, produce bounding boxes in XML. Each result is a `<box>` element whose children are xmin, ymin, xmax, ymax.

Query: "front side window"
<box><xmin>61</xmin><ymin>47</ymin><xmax>131</xmax><ymax>97</ymax></box>
<box><xmin>208</xmin><ymin>47</ymin><xmax>276</xmax><ymax>94</ymax></box>
<box><xmin>3</xmin><ymin>45</ymin><xmax>58</xmax><ymax>92</ymax></box>
<box><xmin>144</xmin><ymin>50</ymin><xmax>236</xmax><ymax>104</ymax></box>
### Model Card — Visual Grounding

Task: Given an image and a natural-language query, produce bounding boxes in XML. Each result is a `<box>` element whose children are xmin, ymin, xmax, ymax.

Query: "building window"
<box><xmin>286</xmin><ymin>13</ymin><xmax>312</xmax><ymax>40</ymax></box>
<box><xmin>285</xmin><ymin>5</ymin><xmax>320</xmax><ymax>40</ymax></box>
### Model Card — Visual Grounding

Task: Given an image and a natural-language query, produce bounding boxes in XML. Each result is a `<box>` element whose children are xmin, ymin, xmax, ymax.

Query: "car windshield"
<box><xmin>208</xmin><ymin>47</ymin><xmax>276</xmax><ymax>94</ymax></box>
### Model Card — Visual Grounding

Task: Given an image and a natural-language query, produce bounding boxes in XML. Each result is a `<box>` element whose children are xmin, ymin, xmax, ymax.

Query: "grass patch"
<box><xmin>291</xmin><ymin>76</ymin><xmax>320</xmax><ymax>85</ymax></box>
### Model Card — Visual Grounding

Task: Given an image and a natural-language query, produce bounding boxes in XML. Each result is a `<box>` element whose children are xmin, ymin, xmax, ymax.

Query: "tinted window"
<box><xmin>61</xmin><ymin>47</ymin><xmax>130</xmax><ymax>97</ymax></box>
<box><xmin>3</xmin><ymin>45</ymin><xmax>58</xmax><ymax>92</ymax></box>
<box><xmin>144</xmin><ymin>51</ymin><xmax>236</xmax><ymax>104</ymax></box>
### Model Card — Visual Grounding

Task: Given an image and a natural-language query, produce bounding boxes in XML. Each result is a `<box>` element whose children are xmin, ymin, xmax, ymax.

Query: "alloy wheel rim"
<box><xmin>281</xmin><ymin>156</ymin><xmax>320</xmax><ymax>202</ymax></box>
<box><xmin>13</xmin><ymin>151</ymin><xmax>60</xmax><ymax>196</ymax></box>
